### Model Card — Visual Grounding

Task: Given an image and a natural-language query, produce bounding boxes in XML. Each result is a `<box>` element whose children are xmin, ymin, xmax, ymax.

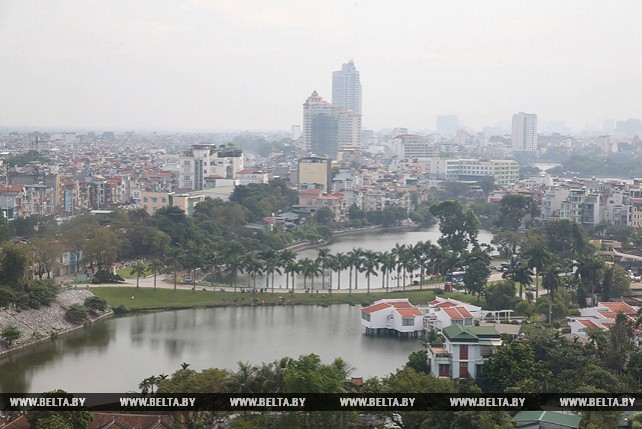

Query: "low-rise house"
<box><xmin>423</xmin><ymin>298</ymin><xmax>480</xmax><ymax>330</ymax></box>
<box><xmin>427</xmin><ymin>324</ymin><xmax>502</xmax><ymax>379</ymax></box>
<box><xmin>569</xmin><ymin>301</ymin><xmax>642</xmax><ymax>346</ymax></box>
<box><xmin>360</xmin><ymin>299</ymin><xmax>424</xmax><ymax>338</ymax></box>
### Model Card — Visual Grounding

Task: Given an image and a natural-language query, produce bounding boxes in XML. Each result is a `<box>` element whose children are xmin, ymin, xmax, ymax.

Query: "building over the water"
<box><xmin>360</xmin><ymin>299</ymin><xmax>424</xmax><ymax>338</ymax></box>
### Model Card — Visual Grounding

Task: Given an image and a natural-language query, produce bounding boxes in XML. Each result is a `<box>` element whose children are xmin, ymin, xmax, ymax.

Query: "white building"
<box><xmin>179</xmin><ymin>144</ymin><xmax>244</xmax><ymax>190</ymax></box>
<box><xmin>512</xmin><ymin>112</ymin><xmax>538</xmax><ymax>152</ymax></box>
<box><xmin>360</xmin><ymin>299</ymin><xmax>424</xmax><ymax>338</ymax></box>
<box><xmin>237</xmin><ymin>170</ymin><xmax>269</xmax><ymax>186</ymax></box>
<box><xmin>427</xmin><ymin>324</ymin><xmax>502</xmax><ymax>379</ymax></box>
<box><xmin>392</xmin><ymin>134</ymin><xmax>437</xmax><ymax>159</ymax></box>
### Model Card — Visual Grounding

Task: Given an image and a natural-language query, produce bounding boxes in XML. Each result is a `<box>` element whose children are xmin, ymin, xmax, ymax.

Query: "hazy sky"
<box><xmin>2</xmin><ymin>1</ymin><xmax>642</xmax><ymax>133</ymax></box>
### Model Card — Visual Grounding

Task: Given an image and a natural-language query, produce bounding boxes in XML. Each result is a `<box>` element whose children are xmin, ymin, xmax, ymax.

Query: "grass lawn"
<box><xmin>116</xmin><ymin>266</ymin><xmax>155</xmax><ymax>279</ymax></box>
<box><xmin>90</xmin><ymin>287</ymin><xmax>485</xmax><ymax>312</ymax></box>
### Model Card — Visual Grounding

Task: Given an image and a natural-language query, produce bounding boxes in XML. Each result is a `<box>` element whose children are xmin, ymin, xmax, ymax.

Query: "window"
<box><xmin>459</xmin><ymin>345</ymin><xmax>468</xmax><ymax>359</ymax></box>
<box><xmin>361</xmin><ymin>312</ymin><xmax>370</xmax><ymax>321</ymax></box>
<box><xmin>439</xmin><ymin>364</ymin><xmax>450</xmax><ymax>377</ymax></box>
<box><xmin>459</xmin><ymin>363</ymin><xmax>469</xmax><ymax>378</ymax></box>
<box><xmin>402</xmin><ymin>318</ymin><xmax>414</xmax><ymax>326</ymax></box>
<box><xmin>183</xmin><ymin>160</ymin><xmax>191</xmax><ymax>165</ymax></box>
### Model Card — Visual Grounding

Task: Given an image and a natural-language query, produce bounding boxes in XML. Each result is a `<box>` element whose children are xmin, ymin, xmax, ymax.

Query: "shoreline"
<box><xmin>0</xmin><ymin>290</ymin><xmax>114</xmax><ymax>359</ymax></box>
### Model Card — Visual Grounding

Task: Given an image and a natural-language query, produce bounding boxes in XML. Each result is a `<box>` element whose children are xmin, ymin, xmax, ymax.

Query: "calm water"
<box><xmin>0</xmin><ymin>227</ymin><xmax>492</xmax><ymax>393</ymax></box>
<box><xmin>0</xmin><ymin>305</ymin><xmax>422</xmax><ymax>393</ymax></box>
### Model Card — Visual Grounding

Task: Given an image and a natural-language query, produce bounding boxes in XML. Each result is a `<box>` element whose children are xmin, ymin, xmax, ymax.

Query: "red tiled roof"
<box><xmin>600</xmin><ymin>302</ymin><xmax>637</xmax><ymax>315</ymax></box>
<box><xmin>437</xmin><ymin>302</ymin><xmax>458</xmax><ymax>308</ymax></box>
<box><xmin>3</xmin><ymin>416</ymin><xmax>29</xmax><ymax>429</ymax></box>
<box><xmin>598</xmin><ymin>311</ymin><xmax>618</xmax><ymax>318</ymax></box>
<box><xmin>443</xmin><ymin>307</ymin><xmax>473</xmax><ymax>319</ymax></box>
<box><xmin>362</xmin><ymin>303</ymin><xmax>391</xmax><ymax>314</ymax></box>
<box><xmin>0</xmin><ymin>185</ymin><xmax>24</xmax><ymax>193</ymax></box>
<box><xmin>388</xmin><ymin>301</ymin><xmax>413</xmax><ymax>308</ymax></box>
<box><xmin>578</xmin><ymin>319</ymin><xmax>600</xmax><ymax>330</ymax></box>
<box><xmin>396</xmin><ymin>308</ymin><xmax>423</xmax><ymax>317</ymax></box>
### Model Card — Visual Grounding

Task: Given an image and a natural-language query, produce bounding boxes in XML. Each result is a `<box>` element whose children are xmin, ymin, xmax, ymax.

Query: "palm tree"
<box><xmin>346</xmin><ymin>249</ymin><xmax>362</xmax><ymax>295</ymax></box>
<box><xmin>502</xmin><ymin>256</ymin><xmax>533</xmax><ymax>300</ymax></box>
<box><xmin>316</xmin><ymin>247</ymin><xmax>332</xmax><ymax>291</ymax></box>
<box><xmin>279</xmin><ymin>250</ymin><xmax>296</xmax><ymax>291</ymax></box>
<box><xmin>245</xmin><ymin>256</ymin><xmax>264</xmax><ymax>291</ymax></box>
<box><xmin>525</xmin><ymin>245</ymin><xmax>551</xmax><ymax>302</ymax></box>
<box><xmin>130</xmin><ymin>263</ymin><xmax>146</xmax><ymax>289</ymax></box>
<box><xmin>225</xmin><ymin>254</ymin><xmax>244</xmax><ymax>292</ymax></box>
<box><xmin>298</xmin><ymin>258</ymin><xmax>316</xmax><ymax>290</ymax></box>
<box><xmin>575</xmin><ymin>255</ymin><xmax>605</xmax><ymax>307</ymax></box>
<box><xmin>203</xmin><ymin>250</ymin><xmax>224</xmax><ymax>288</ymax></box>
<box><xmin>261</xmin><ymin>250</ymin><xmax>281</xmax><ymax>293</ymax></box>
<box><xmin>391</xmin><ymin>244</ymin><xmax>406</xmax><ymax>289</ymax></box>
<box><xmin>362</xmin><ymin>257</ymin><xmax>378</xmax><ymax>294</ymax></box>
<box><xmin>378</xmin><ymin>251</ymin><xmax>396</xmax><ymax>293</ymax></box>
<box><xmin>147</xmin><ymin>259</ymin><xmax>164</xmax><ymax>289</ymax></box>
<box><xmin>542</xmin><ymin>262</ymin><xmax>563</xmax><ymax>324</ymax></box>
<box><xmin>334</xmin><ymin>252</ymin><xmax>346</xmax><ymax>290</ymax></box>
<box><xmin>284</xmin><ymin>260</ymin><xmax>299</xmax><ymax>292</ymax></box>
<box><xmin>325</xmin><ymin>254</ymin><xmax>338</xmax><ymax>293</ymax></box>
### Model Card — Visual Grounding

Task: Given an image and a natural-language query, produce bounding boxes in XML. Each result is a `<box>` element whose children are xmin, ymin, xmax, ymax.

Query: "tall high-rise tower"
<box><xmin>511</xmin><ymin>112</ymin><xmax>538</xmax><ymax>152</ymax></box>
<box><xmin>332</xmin><ymin>60</ymin><xmax>362</xmax><ymax>114</ymax></box>
<box><xmin>303</xmin><ymin>91</ymin><xmax>361</xmax><ymax>159</ymax></box>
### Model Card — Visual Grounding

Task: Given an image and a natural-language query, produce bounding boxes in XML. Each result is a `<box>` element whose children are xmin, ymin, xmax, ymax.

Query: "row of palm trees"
<box><xmin>129</xmin><ymin>240</ymin><xmax>490</xmax><ymax>295</ymax></box>
<box><xmin>216</xmin><ymin>241</ymin><xmax>494</xmax><ymax>295</ymax></box>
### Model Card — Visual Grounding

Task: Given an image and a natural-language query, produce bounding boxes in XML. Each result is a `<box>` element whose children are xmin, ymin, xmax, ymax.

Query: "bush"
<box><xmin>1</xmin><ymin>325</ymin><xmax>21</xmax><ymax>344</ymax></box>
<box><xmin>26</xmin><ymin>280</ymin><xmax>58</xmax><ymax>309</ymax></box>
<box><xmin>433</xmin><ymin>288</ymin><xmax>445</xmax><ymax>295</ymax></box>
<box><xmin>91</xmin><ymin>269</ymin><xmax>125</xmax><ymax>284</ymax></box>
<box><xmin>113</xmin><ymin>305</ymin><xmax>127</xmax><ymax>315</ymax></box>
<box><xmin>84</xmin><ymin>296</ymin><xmax>108</xmax><ymax>313</ymax></box>
<box><xmin>65</xmin><ymin>304</ymin><xmax>89</xmax><ymax>324</ymax></box>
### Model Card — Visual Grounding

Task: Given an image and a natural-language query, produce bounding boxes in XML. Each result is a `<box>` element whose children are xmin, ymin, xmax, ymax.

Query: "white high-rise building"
<box><xmin>179</xmin><ymin>144</ymin><xmax>243</xmax><ymax>190</ymax></box>
<box><xmin>332</xmin><ymin>60</ymin><xmax>362</xmax><ymax>114</ymax></box>
<box><xmin>512</xmin><ymin>112</ymin><xmax>538</xmax><ymax>152</ymax></box>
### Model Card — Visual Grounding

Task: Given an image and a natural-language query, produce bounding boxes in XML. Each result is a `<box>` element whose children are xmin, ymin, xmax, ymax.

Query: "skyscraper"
<box><xmin>332</xmin><ymin>60</ymin><xmax>362</xmax><ymax>114</ymax></box>
<box><xmin>303</xmin><ymin>91</ymin><xmax>361</xmax><ymax>159</ymax></box>
<box><xmin>511</xmin><ymin>112</ymin><xmax>538</xmax><ymax>152</ymax></box>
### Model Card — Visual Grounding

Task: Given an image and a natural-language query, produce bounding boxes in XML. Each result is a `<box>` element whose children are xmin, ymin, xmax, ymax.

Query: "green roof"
<box><xmin>442</xmin><ymin>324</ymin><xmax>500</xmax><ymax>342</ymax></box>
<box><xmin>514</xmin><ymin>411</ymin><xmax>581</xmax><ymax>428</ymax></box>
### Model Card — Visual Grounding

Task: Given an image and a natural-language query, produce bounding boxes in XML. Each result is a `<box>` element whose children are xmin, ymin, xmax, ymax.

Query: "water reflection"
<box><xmin>0</xmin><ymin>305</ymin><xmax>421</xmax><ymax>392</ymax></box>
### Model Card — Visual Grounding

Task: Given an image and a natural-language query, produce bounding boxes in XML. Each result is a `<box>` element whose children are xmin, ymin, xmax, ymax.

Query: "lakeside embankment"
<box><xmin>0</xmin><ymin>289</ymin><xmax>112</xmax><ymax>358</ymax></box>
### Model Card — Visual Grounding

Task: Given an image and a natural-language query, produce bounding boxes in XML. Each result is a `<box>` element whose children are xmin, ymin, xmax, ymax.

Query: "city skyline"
<box><xmin>2</xmin><ymin>1</ymin><xmax>642</xmax><ymax>133</ymax></box>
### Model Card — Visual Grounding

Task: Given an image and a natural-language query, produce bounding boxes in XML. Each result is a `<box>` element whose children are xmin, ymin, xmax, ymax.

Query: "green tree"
<box><xmin>523</xmin><ymin>243</ymin><xmax>551</xmax><ymax>302</ymax></box>
<box><xmin>477</xmin><ymin>341</ymin><xmax>538</xmax><ymax>392</ymax></box>
<box><xmin>147</xmin><ymin>259</ymin><xmax>165</xmax><ymax>289</ymax></box>
<box><xmin>493</xmin><ymin>193</ymin><xmax>538</xmax><ymax>231</ymax></box>
<box><xmin>485</xmin><ymin>281</ymin><xmax>519</xmax><ymax>311</ymax></box>
<box><xmin>1</xmin><ymin>325</ymin><xmax>20</xmax><ymax>345</ymax></box>
<box><xmin>502</xmin><ymin>256</ymin><xmax>532</xmax><ymax>299</ymax></box>
<box><xmin>26</xmin><ymin>390</ymin><xmax>93</xmax><ymax>429</ymax></box>
<box><xmin>130</xmin><ymin>263</ymin><xmax>147</xmax><ymax>289</ymax></box>
<box><xmin>430</xmin><ymin>200</ymin><xmax>479</xmax><ymax>254</ymax></box>
<box><xmin>542</xmin><ymin>263</ymin><xmax>563</xmax><ymax>323</ymax></box>
<box><xmin>282</xmin><ymin>354</ymin><xmax>346</xmax><ymax>393</ymax></box>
